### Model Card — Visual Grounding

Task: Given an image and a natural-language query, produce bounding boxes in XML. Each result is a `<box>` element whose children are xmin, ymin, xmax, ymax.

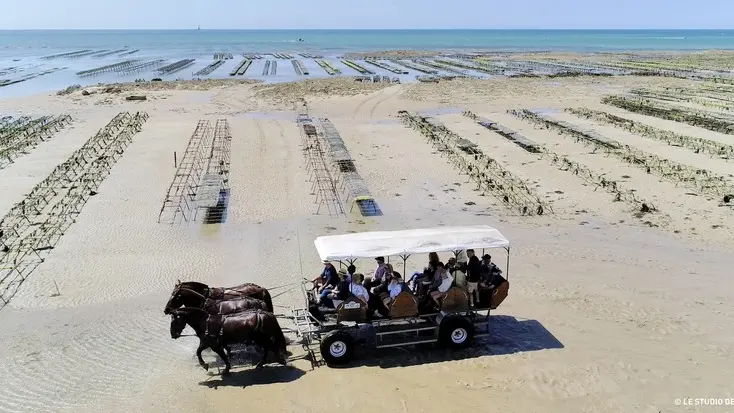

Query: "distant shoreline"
<box><xmin>3</xmin><ymin>28</ymin><xmax>734</xmax><ymax>31</ymax></box>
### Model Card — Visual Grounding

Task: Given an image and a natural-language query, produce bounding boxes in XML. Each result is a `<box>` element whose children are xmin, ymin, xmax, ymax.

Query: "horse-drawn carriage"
<box><xmin>291</xmin><ymin>225</ymin><xmax>512</xmax><ymax>365</ymax></box>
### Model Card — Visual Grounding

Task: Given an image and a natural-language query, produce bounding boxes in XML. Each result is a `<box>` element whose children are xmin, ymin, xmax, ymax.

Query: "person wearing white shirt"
<box><xmin>430</xmin><ymin>266</ymin><xmax>454</xmax><ymax>308</ymax></box>
<box><xmin>382</xmin><ymin>276</ymin><xmax>405</xmax><ymax>307</ymax></box>
<box><xmin>348</xmin><ymin>273</ymin><xmax>370</xmax><ymax>304</ymax></box>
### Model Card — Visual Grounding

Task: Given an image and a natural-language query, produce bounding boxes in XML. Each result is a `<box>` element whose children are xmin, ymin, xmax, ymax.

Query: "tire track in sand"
<box><xmin>254</xmin><ymin>118</ymin><xmax>266</xmax><ymax>159</ymax></box>
<box><xmin>352</xmin><ymin>89</ymin><xmax>385</xmax><ymax>118</ymax></box>
<box><xmin>368</xmin><ymin>87</ymin><xmax>397</xmax><ymax>119</ymax></box>
<box><xmin>272</xmin><ymin>120</ymin><xmax>294</xmax><ymax>211</ymax></box>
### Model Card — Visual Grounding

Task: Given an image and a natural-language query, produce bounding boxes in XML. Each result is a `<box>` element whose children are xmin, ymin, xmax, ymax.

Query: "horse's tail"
<box><xmin>263</xmin><ymin>288</ymin><xmax>274</xmax><ymax>313</ymax></box>
<box><xmin>268</xmin><ymin>313</ymin><xmax>289</xmax><ymax>349</ymax></box>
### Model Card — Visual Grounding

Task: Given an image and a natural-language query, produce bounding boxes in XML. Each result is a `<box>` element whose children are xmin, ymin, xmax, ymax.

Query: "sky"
<box><xmin>0</xmin><ymin>0</ymin><xmax>732</xmax><ymax>30</ymax></box>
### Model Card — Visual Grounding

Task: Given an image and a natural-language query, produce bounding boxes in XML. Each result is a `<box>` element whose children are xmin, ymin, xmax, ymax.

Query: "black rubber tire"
<box><xmin>320</xmin><ymin>331</ymin><xmax>355</xmax><ymax>365</ymax></box>
<box><xmin>438</xmin><ymin>316</ymin><xmax>474</xmax><ymax>349</ymax></box>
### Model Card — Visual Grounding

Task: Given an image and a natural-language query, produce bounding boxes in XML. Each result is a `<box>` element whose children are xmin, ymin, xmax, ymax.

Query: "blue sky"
<box><xmin>1</xmin><ymin>0</ymin><xmax>731</xmax><ymax>29</ymax></box>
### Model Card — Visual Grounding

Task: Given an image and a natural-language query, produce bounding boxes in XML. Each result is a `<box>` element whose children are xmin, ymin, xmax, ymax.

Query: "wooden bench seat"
<box><xmin>440</xmin><ymin>286</ymin><xmax>470</xmax><ymax>312</ymax></box>
<box><xmin>336</xmin><ymin>295</ymin><xmax>367</xmax><ymax>323</ymax></box>
<box><xmin>388</xmin><ymin>291</ymin><xmax>419</xmax><ymax>318</ymax></box>
<box><xmin>475</xmin><ymin>280</ymin><xmax>510</xmax><ymax>310</ymax></box>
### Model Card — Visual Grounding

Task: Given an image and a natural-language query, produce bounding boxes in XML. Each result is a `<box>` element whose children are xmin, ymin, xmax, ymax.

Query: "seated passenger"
<box><xmin>429</xmin><ymin>262</ymin><xmax>447</xmax><ymax>292</ymax></box>
<box><xmin>316</xmin><ymin>261</ymin><xmax>340</xmax><ymax>304</ymax></box>
<box><xmin>312</xmin><ymin>260</ymin><xmax>338</xmax><ymax>292</ymax></box>
<box><xmin>321</xmin><ymin>269</ymin><xmax>350</xmax><ymax>308</ymax></box>
<box><xmin>479</xmin><ymin>254</ymin><xmax>501</xmax><ymax>282</ymax></box>
<box><xmin>367</xmin><ymin>257</ymin><xmax>387</xmax><ymax>289</ymax></box>
<box><xmin>446</xmin><ymin>257</ymin><xmax>457</xmax><ymax>275</ymax></box>
<box><xmin>349</xmin><ymin>273</ymin><xmax>389</xmax><ymax>319</ymax></box>
<box><xmin>348</xmin><ymin>273</ymin><xmax>370</xmax><ymax>304</ymax></box>
<box><xmin>373</xmin><ymin>263</ymin><xmax>394</xmax><ymax>296</ymax></box>
<box><xmin>382</xmin><ymin>275</ymin><xmax>405</xmax><ymax>307</ymax></box>
<box><xmin>477</xmin><ymin>255</ymin><xmax>506</xmax><ymax>307</ymax></box>
<box><xmin>409</xmin><ymin>261</ymin><xmax>438</xmax><ymax>293</ymax></box>
<box><xmin>430</xmin><ymin>265</ymin><xmax>454</xmax><ymax>308</ymax></box>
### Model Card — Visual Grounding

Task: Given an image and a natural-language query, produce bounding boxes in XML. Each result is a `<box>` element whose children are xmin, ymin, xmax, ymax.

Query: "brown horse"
<box><xmin>203</xmin><ymin>296</ymin><xmax>269</xmax><ymax>315</ymax></box>
<box><xmin>164</xmin><ymin>285</ymin><xmax>269</xmax><ymax>315</ymax></box>
<box><xmin>164</xmin><ymin>280</ymin><xmax>274</xmax><ymax>313</ymax></box>
<box><xmin>170</xmin><ymin>307</ymin><xmax>288</xmax><ymax>373</ymax></box>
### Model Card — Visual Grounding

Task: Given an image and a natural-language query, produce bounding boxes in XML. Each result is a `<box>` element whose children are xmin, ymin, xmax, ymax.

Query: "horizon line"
<box><xmin>1</xmin><ymin>28</ymin><xmax>733</xmax><ymax>31</ymax></box>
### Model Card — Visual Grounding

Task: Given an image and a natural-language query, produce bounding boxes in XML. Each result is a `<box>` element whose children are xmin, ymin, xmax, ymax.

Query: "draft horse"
<box><xmin>164</xmin><ymin>280</ymin><xmax>274</xmax><ymax>314</ymax></box>
<box><xmin>164</xmin><ymin>285</ymin><xmax>269</xmax><ymax>315</ymax></box>
<box><xmin>170</xmin><ymin>307</ymin><xmax>288</xmax><ymax>374</ymax></box>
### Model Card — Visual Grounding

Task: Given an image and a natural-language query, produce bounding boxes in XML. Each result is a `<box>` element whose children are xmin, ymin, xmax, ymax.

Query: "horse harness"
<box><xmin>204</xmin><ymin>310</ymin><xmax>263</xmax><ymax>338</ymax></box>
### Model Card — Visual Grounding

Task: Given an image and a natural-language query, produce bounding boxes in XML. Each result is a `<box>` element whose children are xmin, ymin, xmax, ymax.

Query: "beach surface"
<box><xmin>0</xmin><ymin>72</ymin><xmax>732</xmax><ymax>413</ymax></box>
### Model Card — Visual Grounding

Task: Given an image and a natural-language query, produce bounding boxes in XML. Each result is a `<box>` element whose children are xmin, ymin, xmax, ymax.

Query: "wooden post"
<box><xmin>174</xmin><ymin>151</ymin><xmax>177</xmax><ymax>168</ymax></box>
<box><xmin>52</xmin><ymin>280</ymin><xmax>61</xmax><ymax>297</ymax></box>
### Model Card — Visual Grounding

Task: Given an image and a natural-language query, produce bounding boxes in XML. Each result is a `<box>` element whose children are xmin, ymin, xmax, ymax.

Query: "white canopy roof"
<box><xmin>314</xmin><ymin>225</ymin><xmax>510</xmax><ymax>261</ymax></box>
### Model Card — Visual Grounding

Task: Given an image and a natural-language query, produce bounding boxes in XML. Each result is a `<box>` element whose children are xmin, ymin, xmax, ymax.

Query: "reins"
<box><xmin>266</xmin><ymin>281</ymin><xmax>303</xmax><ymax>291</ymax></box>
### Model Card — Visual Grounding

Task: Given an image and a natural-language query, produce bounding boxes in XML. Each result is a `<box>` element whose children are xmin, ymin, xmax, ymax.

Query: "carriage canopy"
<box><xmin>314</xmin><ymin>225</ymin><xmax>510</xmax><ymax>262</ymax></box>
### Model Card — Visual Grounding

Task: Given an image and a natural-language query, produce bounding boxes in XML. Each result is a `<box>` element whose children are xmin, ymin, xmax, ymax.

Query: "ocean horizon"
<box><xmin>3</xmin><ymin>29</ymin><xmax>734</xmax><ymax>54</ymax></box>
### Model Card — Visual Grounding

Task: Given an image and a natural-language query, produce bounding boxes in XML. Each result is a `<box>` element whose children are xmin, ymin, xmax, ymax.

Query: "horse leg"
<box><xmin>196</xmin><ymin>341</ymin><xmax>209</xmax><ymax>371</ymax></box>
<box><xmin>255</xmin><ymin>337</ymin><xmax>268</xmax><ymax>369</ymax></box>
<box><xmin>225</xmin><ymin>344</ymin><xmax>232</xmax><ymax>357</ymax></box>
<box><xmin>212</xmin><ymin>345</ymin><xmax>231</xmax><ymax>375</ymax></box>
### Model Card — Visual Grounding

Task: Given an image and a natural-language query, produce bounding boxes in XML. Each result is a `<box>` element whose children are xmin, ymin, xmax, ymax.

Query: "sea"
<box><xmin>1</xmin><ymin>29</ymin><xmax>733</xmax><ymax>99</ymax></box>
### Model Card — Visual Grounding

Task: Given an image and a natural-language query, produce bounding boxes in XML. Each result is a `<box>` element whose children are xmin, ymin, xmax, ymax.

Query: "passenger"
<box><xmin>347</xmin><ymin>264</ymin><xmax>356</xmax><ymax>283</ymax></box>
<box><xmin>430</xmin><ymin>264</ymin><xmax>454</xmax><ymax>308</ymax></box>
<box><xmin>313</xmin><ymin>260</ymin><xmax>337</xmax><ymax>289</ymax></box>
<box><xmin>373</xmin><ymin>263</ymin><xmax>394</xmax><ymax>296</ymax></box>
<box><xmin>477</xmin><ymin>256</ymin><xmax>506</xmax><ymax>308</ymax></box>
<box><xmin>446</xmin><ymin>257</ymin><xmax>457</xmax><ymax>275</ymax></box>
<box><xmin>322</xmin><ymin>269</ymin><xmax>350</xmax><ymax>308</ymax></box>
<box><xmin>428</xmin><ymin>252</ymin><xmax>439</xmax><ymax>265</ymax></box>
<box><xmin>479</xmin><ymin>254</ymin><xmax>501</xmax><ymax>282</ymax></box>
<box><xmin>408</xmin><ymin>256</ymin><xmax>438</xmax><ymax>292</ymax></box>
<box><xmin>466</xmin><ymin>250</ymin><xmax>482</xmax><ymax>307</ymax></box>
<box><xmin>314</xmin><ymin>261</ymin><xmax>339</xmax><ymax>304</ymax></box>
<box><xmin>429</xmin><ymin>262</ymin><xmax>446</xmax><ymax>292</ymax></box>
<box><xmin>348</xmin><ymin>273</ymin><xmax>370</xmax><ymax>304</ymax></box>
<box><xmin>367</xmin><ymin>256</ymin><xmax>387</xmax><ymax>289</ymax></box>
<box><xmin>381</xmin><ymin>275</ymin><xmax>404</xmax><ymax>307</ymax></box>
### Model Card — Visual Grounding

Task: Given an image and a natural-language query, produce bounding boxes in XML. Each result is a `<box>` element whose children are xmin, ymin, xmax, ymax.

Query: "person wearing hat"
<box><xmin>313</xmin><ymin>260</ymin><xmax>339</xmax><ymax>304</ymax></box>
<box><xmin>322</xmin><ymin>268</ymin><xmax>350</xmax><ymax>308</ymax></box>
<box><xmin>479</xmin><ymin>254</ymin><xmax>500</xmax><ymax>280</ymax></box>
<box><xmin>477</xmin><ymin>254</ymin><xmax>505</xmax><ymax>307</ymax></box>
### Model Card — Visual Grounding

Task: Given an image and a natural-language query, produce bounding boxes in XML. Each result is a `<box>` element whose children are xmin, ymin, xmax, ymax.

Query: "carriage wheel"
<box><xmin>439</xmin><ymin>316</ymin><xmax>474</xmax><ymax>349</ymax></box>
<box><xmin>320</xmin><ymin>331</ymin><xmax>354</xmax><ymax>365</ymax></box>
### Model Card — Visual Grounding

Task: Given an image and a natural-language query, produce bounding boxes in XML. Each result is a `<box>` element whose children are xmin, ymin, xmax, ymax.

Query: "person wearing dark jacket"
<box><xmin>466</xmin><ymin>249</ymin><xmax>482</xmax><ymax>307</ymax></box>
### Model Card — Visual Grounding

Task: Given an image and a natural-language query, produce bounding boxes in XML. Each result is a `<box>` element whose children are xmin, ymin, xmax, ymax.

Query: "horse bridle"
<box><xmin>170</xmin><ymin>285</ymin><xmax>208</xmax><ymax>300</ymax></box>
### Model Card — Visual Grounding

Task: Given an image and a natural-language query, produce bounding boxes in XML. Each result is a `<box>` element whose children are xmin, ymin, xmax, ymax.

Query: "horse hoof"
<box><xmin>222</xmin><ymin>370</ymin><xmax>231</xmax><ymax>376</ymax></box>
<box><xmin>255</xmin><ymin>364</ymin><xmax>264</xmax><ymax>369</ymax></box>
<box><xmin>201</xmin><ymin>363</ymin><xmax>209</xmax><ymax>371</ymax></box>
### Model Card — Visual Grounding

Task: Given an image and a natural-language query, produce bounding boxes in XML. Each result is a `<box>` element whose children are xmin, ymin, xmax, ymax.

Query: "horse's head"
<box><xmin>169</xmin><ymin>310</ymin><xmax>187</xmax><ymax>339</ymax></box>
<box><xmin>164</xmin><ymin>285</ymin><xmax>207</xmax><ymax>315</ymax></box>
<box><xmin>164</xmin><ymin>285</ymin><xmax>184</xmax><ymax>315</ymax></box>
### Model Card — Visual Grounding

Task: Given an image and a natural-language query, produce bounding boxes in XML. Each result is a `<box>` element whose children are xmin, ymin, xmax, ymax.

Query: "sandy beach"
<box><xmin>1</xmin><ymin>63</ymin><xmax>733</xmax><ymax>413</ymax></box>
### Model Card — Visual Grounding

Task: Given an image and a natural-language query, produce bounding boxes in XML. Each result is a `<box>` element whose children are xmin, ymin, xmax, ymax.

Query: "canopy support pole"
<box><xmin>398</xmin><ymin>254</ymin><xmax>411</xmax><ymax>278</ymax></box>
<box><xmin>505</xmin><ymin>246</ymin><xmax>510</xmax><ymax>281</ymax></box>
